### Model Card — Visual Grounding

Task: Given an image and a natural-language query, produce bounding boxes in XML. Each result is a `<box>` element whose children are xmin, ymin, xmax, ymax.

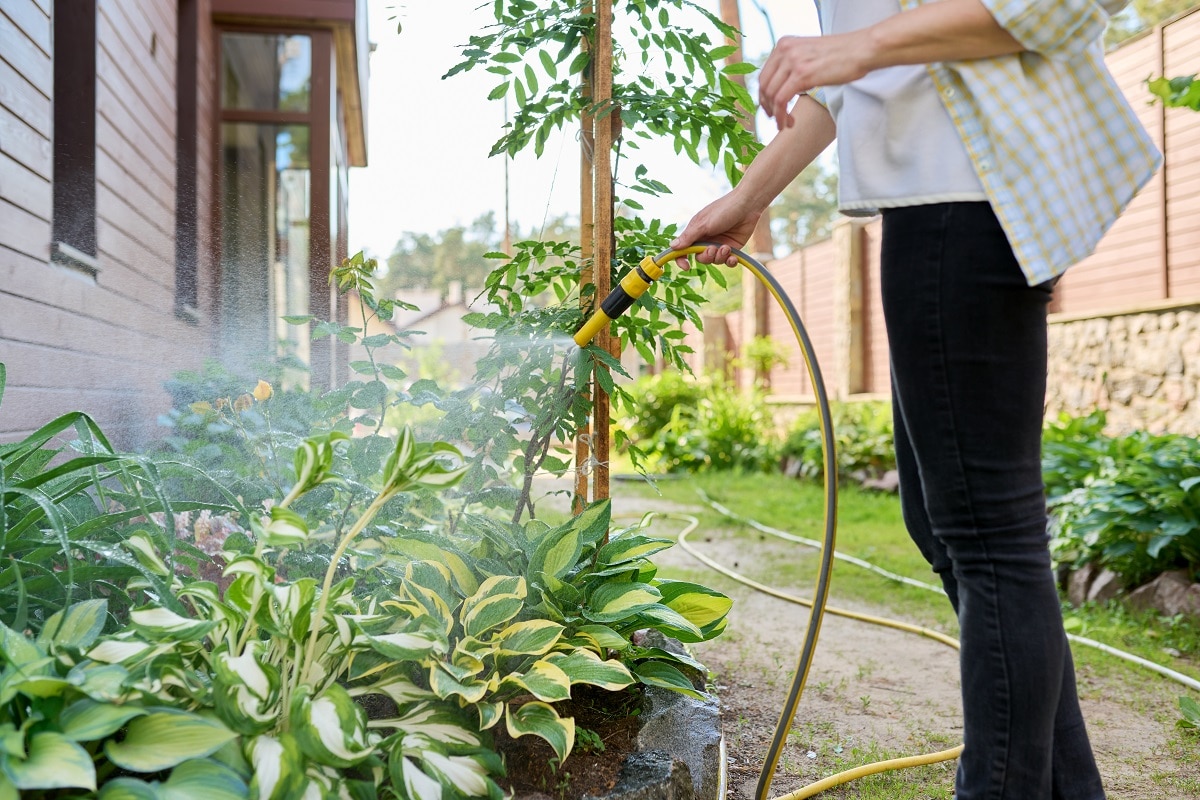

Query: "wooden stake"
<box><xmin>592</xmin><ymin>0</ymin><xmax>614</xmax><ymax>503</ymax></box>
<box><xmin>573</xmin><ymin>2</ymin><xmax>595</xmax><ymax>516</ymax></box>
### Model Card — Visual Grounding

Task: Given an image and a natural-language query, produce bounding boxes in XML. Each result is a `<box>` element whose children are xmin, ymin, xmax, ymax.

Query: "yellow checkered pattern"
<box><xmin>815</xmin><ymin>0</ymin><xmax>1163</xmax><ymax>285</ymax></box>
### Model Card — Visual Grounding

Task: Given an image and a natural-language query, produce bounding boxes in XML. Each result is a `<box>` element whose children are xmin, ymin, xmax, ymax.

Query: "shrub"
<box><xmin>616</xmin><ymin>374</ymin><xmax>776</xmax><ymax>473</ymax></box>
<box><xmin>780</xmin><ymin>400</ymin><xmax>895</xmax><ymax>482</ymax></box>
<box><xmin>1044</xmin><ymin>412</ymin><xmax>1200</xmax><ymax>586</ymax></box>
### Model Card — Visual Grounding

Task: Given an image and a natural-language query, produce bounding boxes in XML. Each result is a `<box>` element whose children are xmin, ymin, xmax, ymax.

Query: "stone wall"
<box><xmin>1046</xmin><ymin>301</ymin><xmax>1200</xmax><ymax>434</ymax></box>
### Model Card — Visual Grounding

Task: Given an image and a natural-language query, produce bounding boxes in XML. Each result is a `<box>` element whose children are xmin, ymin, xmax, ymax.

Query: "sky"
<box><xmin>348</xmin><ymin>1</ymin><xmax>821</xmax><ymax>259</ymax></box>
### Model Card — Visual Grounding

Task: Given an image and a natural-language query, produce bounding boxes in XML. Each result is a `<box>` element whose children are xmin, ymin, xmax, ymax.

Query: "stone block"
<box><xmin>584</xmin><ymin>752</ymin><xmax>694</xmax><ymax>800</ymax></box>
<box><xmin>1087</xmin><ymin>569</ymin><xmax>1123</xmax><ymax>604</ymax></box>
<box><xmin>637</xmin><ymin>688</ymin><xmax>721</xmax><ymax>800</ymax></box>
<box><xmin>1068</xmin><ymin>564</ymin><xmax>1098</xmax><ymax>607</ymax></box>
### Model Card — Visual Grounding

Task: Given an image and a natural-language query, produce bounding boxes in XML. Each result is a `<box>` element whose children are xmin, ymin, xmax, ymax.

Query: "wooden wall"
<box><xmin>0</xmin><ymin>0</ymin><xmax>216</xmax><ymax>445</ymax></box>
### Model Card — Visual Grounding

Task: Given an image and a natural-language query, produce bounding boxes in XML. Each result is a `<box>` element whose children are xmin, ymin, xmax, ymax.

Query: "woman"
<box><xmin>670</xmin><ymin>2</ymin><xmax>1160</xmax><ymax>798</ymax></box>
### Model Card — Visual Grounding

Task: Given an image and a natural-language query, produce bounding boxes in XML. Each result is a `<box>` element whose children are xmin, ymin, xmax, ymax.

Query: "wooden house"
<box><xmin>0</xmin><ymin>0</ymin><xmax>370</xmax><ymax>444</ymax></box>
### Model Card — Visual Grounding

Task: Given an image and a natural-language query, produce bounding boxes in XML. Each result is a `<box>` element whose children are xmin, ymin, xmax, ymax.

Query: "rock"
<box><xmin>637</xmin><ymin>688</ymin><xmax>721</xmax><ymax>800</ymax></box>
<box><xmin>1087</xmin><ymin>569</ymin><xmax>1123</xmax><ymax>603</ymax></box>
<box><xmin>1122</xmin><ymin>571</ymin><xmax>1200</xmax><ymax>619</ymax></box>
<box><xmin>1068</xmin><ymin>564</ymin><xmax>1099</xmax><ymax>607</ymax></box>
<box><xmin>861</xmin><ymin>470</ymin><xmax>899</xmax><ymax>493</ymax></box>
<box><xmin>583</xmin><ymin>751</ymin><xmax>693</xmax><ymax>800</ymax></box>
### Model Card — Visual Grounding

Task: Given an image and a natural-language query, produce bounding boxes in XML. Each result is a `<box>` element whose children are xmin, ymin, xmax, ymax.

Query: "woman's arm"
<box><xmin>670</xmin><ymin>95</ymin><xmax>836</xmax><ymax>267</ymax></box>
<box><xmin>759</xmin><ymin>0</ymin><xmax>1023</xmax><ymax>128</ymax></box>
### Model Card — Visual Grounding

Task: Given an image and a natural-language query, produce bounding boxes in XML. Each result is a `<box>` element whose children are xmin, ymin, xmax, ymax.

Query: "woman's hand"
<box><xmin>758</xmin><ymin>34</ymin><xmax>870</xmax><ymax>129</ymax></box>
<box><xmin>669</xmin><ymin>193</ymin><xmax>763</xmax><ymax>270</ymax></box>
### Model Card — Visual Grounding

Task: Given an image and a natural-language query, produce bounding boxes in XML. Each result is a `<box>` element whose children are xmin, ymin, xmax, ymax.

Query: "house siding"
<box><xmin>0</xmin><ymin>0</ymin><xmax>211</xmax><ymax>444</ymax></box>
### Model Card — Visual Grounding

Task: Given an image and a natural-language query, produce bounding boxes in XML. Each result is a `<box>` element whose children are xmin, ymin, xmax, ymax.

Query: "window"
<box><xmin>216</xmin><ymin>29</ymin><xmax>340</xmax><ymax>380</ymax></box>
<box><xmin>176</xmin><ymin>0</ymin><xmax>199</xmax><ymax>316</ymax></box>
<box><xmin>51</xmin><ymin>0</ymin><xmax>98</xmax><ymax>276</ymax></box>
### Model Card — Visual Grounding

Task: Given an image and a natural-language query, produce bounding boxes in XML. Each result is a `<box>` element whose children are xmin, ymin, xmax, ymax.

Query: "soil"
<box><xmin>526</xmin><ymin>478</ymin><xmax>1200</xmax><ymax>800</ymax></box>
<box><xmin>494</xmin><ymin>686</ymin><xmax>643</xmax><ymax>800</ymax></box>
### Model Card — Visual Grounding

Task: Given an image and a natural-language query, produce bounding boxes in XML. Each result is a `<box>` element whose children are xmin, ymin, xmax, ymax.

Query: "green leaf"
<box><xmin>461</xmin><ymin>576</ymin><xmax>526</xmax><ymax>637</ymax></box>
<box><xmin>248</xmin><ymin>734</ymin><xmax>307</xmax><ymax>800</ymax></box>
<box><xmin>129</xmin><ymin>606</ymin><xmax>217</xmax><ymax>642</ymax></box>
<box><xmin>5</xmin><ymin>731</ymin><xmax>96</xmax><ymax>790</ymax></box>
<box><xmin>430</xmin><ymin>663</ymin><xmax>489</xmax><ymax>704</ymax></box>
<box><xmin>39</xmin><ymin>599</ymin><xmax>108</xmax><ymax>650</ymax></box>
<box><xmin>505</xmin><ymin>701</ymin><xmax>575</xmax><ymax>762</ymax></box>
<box><xmin>722</xmin><ymin>61</ymin><xmax>756</xmax><ymax>75</ymax></box>
<box><xmin>494</xmin><ymin>619</ymin><xmax>564</xmax><ymax>656</ymax></box>
<box><xmin>583</xmin><ymin>583</ymin><xmax>662</xmax><ymax>624</ymax></box>
<box><xmin>544</xmin><ymin>649</ymin><xmax>634</xmax><ymax>690</ymax></box>
<box><xmin>291</xmin><ymin>684</ymin><xmax>372</xmax><ymax>768</ymax></box>
<box><xmin>631</xmin><ymin>661</ymin><xmax>704</xmax><ymax>699</ymax></box>
<box><xmin>162</xmin><ymin>759</ymin><xmax>249</xmax><ymax>800</ymax></box>
<box><xmin>98</xmin><ymin>778</ymin><xmax>160</xmax><ymax>799</ymax></box>
<box><xmin>656</xmin><ymin>581</ymin><xmax>733</xmax><ymax>629</ymax></box>
<box><xmin>1179</xmin><ymin>695</ymin><xmax>1200</xmax><ymax>729</ymax></box>
<box><xmin>59</xmin><ymin>699</ymin><xmax>148</xmax><ymax>742</ymax></box>
<box><xmin>104</xmin><ymin>711</ymin><xmax>237</xmax><ymax>773</ymax></box>
<box><xmin>568</xmin><ymin>624</ymin><xmax>630</xmax><ymax>651</ymax></box>
<box><xmin>501</xmin><ymin>659</ymin><xmax>572</xmax><ymax>702</ymax></box>
<box><xmin>597</xmin><ymin>534</ymin><xmax>673</xmax><ymax>567</ymax></box>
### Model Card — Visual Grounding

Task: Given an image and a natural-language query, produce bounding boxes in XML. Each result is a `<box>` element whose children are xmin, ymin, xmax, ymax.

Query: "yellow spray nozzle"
<box><xmin>574</xmin><ymin>255</ymin><xmax>668</xmax><ymax>347</ymax></box>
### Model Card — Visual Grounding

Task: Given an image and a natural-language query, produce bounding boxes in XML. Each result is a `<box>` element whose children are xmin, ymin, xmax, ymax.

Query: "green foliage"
<box><xmin>1107</xmin><ymin>0</ymin><xmax>1200</xmax><ymax>47</ymax></box>
<box><xmin>1149</xmin><ymin>73</ymin><xmax>1200</xmax><ymax>111</ymax></box>
<box><xmin>769</xmin><ymin>157</ymin><xmax>840</xmax><ymax>251</ymax></box>
<box><xmin>1044</xmin><ymin>412</ymin><xmax>1200</xmax><ymax>586</ymax></box>
<box><xmin>781</xmin><ymin>401</ymin><xmax>895</xmax><ymax>482</ymax></box>
<box><xmin>0</xmin><ymin>385</ymin><xmax>226</xmax><ymax>633</ymax></box>
<box><xmin>617</xmin><ymin>373</ymin><xmax>777</xmax><ymax>473</ymax></box>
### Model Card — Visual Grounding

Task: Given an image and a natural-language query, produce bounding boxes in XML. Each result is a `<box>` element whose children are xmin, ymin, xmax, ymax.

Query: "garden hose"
<box><xmin>576</xmin><ymin>244</ymin><xmax>852</xmax><ymax>799</ymax></box>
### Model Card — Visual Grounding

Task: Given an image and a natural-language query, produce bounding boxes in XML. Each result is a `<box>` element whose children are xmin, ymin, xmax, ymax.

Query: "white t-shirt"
<box><xmin>820</xmin><ymin>0</ymin><xmax>988</xmax><ymax>213</ymax></box>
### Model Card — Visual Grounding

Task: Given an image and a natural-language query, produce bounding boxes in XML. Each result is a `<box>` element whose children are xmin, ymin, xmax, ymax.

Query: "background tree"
<box><xmin>1106</xmin><ymin>0</ymin><xmax>1200</xmax><ymax>46</ymax></box>
<box><xmin>379</xmin><ymin>212</ymin><xmax>501</xmax><ymax>297</ymax></box>
<box><xmin>769</xmin><ymin>157</ymin><xmax>839</xmax><ymax>251</ymax></box>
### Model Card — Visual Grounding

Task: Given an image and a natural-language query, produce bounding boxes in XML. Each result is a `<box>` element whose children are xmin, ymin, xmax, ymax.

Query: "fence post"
<box><xmin>832</xmin><ymin>218</ymin><xmax>866</xmax><ymax>399</ymax></box>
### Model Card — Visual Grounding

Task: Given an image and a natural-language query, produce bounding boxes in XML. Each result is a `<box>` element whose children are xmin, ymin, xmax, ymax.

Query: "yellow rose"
<box><xmin>253</xmin><ymin>380</ymin><xmax>273</xmax><ymax>402</ymax></box>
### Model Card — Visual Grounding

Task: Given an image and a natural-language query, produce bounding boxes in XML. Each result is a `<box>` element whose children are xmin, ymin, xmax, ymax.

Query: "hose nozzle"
<box><xmin>574</xmin><ymin>255</ymin><xmax>667</xmax><ymax>347</ymax></box>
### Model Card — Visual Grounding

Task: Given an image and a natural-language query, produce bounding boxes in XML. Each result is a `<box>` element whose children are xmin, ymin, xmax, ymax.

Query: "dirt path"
<box><xmin>594</xmin><ymin>483</ymin><xmax>1199</xmax><ymax>800</ymax></box>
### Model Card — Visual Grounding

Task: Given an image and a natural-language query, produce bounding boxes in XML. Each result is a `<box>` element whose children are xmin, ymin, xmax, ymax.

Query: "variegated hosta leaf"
<box><xmin>499</xmin><ymin>659</ymin><xmax>571</xmax><ymax>702</ymax></box>
<box><xmin>364</xmin><ymin>629</ymin><xmax>446</xmax><ymax>662</ymax></box>
<box><xmin>291</xmin><ymin>684</ymin><xmax>373</xmax><ymax>769</ymax></box>
<box><xmin>451</xmin><ymin>635</ymin><xmax>494</xmax><ymax>676</ymax></box>
<box><xmin>373</xmin><ymin>703</ymin><xmax>482</xmax><ymax>746</ymax></box>
<box><xmin>403</xmin><ymin>560</ymin><xmax>454</xmax><ymax>601</ymax></box>
<box><xmin>544</xmin><ymin>649</ymin><xmax>635</xmax><ymax>691</ymax></box>
<box><xmin>160</xmin><ymin>759</ymin><xmax>248</xmax><ymax>800</ymax></box>
<box><xmin>582</xmin><ymin>582</ymin><xmax>662</xmax><ymax>624</ymax></box>
<box><xmin>397</xmin><ymin>579</ymin><xmax>454</xmax><ymax>637</ymax></box>
<box><xmin>493</xmin><ymin>619</ymin><xmax>564</xmax><ymax>657</ymax></box>
<box><xmin>596</xmin><ymin>533</ymin><xmax>674</xmax><ymax>568</ymax></box>
<box><xmin>566</xmin><ymin>623</ymin><xmax>630</xmax><ymax>653</ymax></box>
<box><xmin>460</xmin><ymin>575</ymin><xmax>526</xmax><ymax>638</ymax></box>
<box><xmin>655</xmin><ymin>580</ymin><xmax>734</xmax><ymax>631</ymax></box>
<box><xmin>629</xmin><ymin>604</ymin><xmax>703</xmax><ymax>642</ymax></box>
<box><xmin>348</xmin><ymin>676</ymin><xmax>434</xmax><ymax>708</ymax></box>
<box><xmin>303</xmin><ymin>763</ymin><xmax>352</xmax><ymax>800</ymax></box>
<box><xmin>421</xmin><ymin>750</ymin><xmax>493</xmax><ymax>797</ymax></box>
<box><xmin>631</xmin><ymin>661</ymin><xmax>705</xmax><ymax>700</ymax></box>
<box><xmin>248</xmin><ymin>733</ymin><xmax>307</xmax><ymax>800</ymax></box>
<box><xmin>123</xmin><ymin>532</ymin><xmax>171</xmax><ymax>577</ymax></box>
<box><xmin>67</xmin><ymin>662</ymin><xmax>131</xmax><ymax>703</ymax></box>
<box><xmin>505</xmin><ymin>701</ymin><xmax>575</xmax><ymax>762</ymax></box>
<box><xmin>476</xmin><ymin>701</ymin><xmax>504</xmax><ymax>731</ymax></box>
<box><xmin>59</xmin><ymin>699</ymin><xmax>148</xmax><ymax>742</ymax></box>
<box><xmin>103</xmin><ymin>710</ymin><xmax>238</xmax><ymax>773</ymax></box>
<box><xmin>393</xmin><ymin>756</ymin><xmax>442</xmax><ymax>800</ymax></box>
<box><xmin>291</xmin><ymin>431</ymin><xmax>348</xmax><ymax>497</ymax></box>
<box><xmin>5</xmin><ymin>731</ymin><xmax>95</xmax><ymax>791</ymax></box>
<box><xmin>37</xmin><ymin>599</ymin><xmax>107</xmax><ymax>651</ymax></box>
<box><xmin>261</xmin><ymin>578</ymin><xmax>317</xmax><ymax>640</ymax></box>
<box><xmin>260</xmin><ymin>506</ymin><xmax>311</xmax><ymax>547</ymax></box>
<box><xmin>87</xmin><ymin>636</ymin><xmax>157</xmax><ymax>665</ymax></box>
<box><xmin>213</xmin><ymin>642</ymin><xmax>281</xmax><ymax>735</ymax></box>
<box><xmin>129</xmin><ymin>605</ymin><xmax>218</xmax><ymax>642</ymax></box>
<box><xmin>429</xmin><ymin>662</ymin><xmax>488</xmax><ymax>704</ymax></box>
<box><xmin>386</xmin><ymin>537</ymin><xmax>480</xmax><ymax>596</ymax></box>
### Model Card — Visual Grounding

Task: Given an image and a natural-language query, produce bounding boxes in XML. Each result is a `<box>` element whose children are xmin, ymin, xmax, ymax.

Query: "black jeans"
<box><xmin>880</xmin><ymin>202</ymin><xmax>1105</xmax><ymax>800</ymax></box>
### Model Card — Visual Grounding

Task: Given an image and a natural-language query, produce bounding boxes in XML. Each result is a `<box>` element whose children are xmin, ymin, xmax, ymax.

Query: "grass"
<box><xmin>613</xmin><ymin>469</ymin><xmax>1200</xmax><ymax>798</ymax></box>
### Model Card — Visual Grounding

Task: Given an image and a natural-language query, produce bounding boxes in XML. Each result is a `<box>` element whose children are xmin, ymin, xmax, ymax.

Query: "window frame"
<box><xmin>212</xmin><ymin>25</ymin><xmax>334</xmax><ymax>380</ymax></box>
